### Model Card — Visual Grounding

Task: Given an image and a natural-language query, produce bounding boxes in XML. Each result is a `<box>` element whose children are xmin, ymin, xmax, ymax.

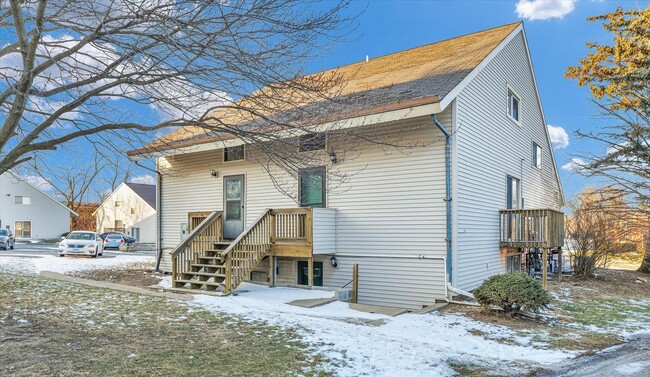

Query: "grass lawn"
<box><xmin>0</xmin><ymin>272</ymin><xmax>328</xmax><ymax>377</ymax></box>
<box><xmin>443</xmin><ymin>269</ymin><xmax>650</xmax><ymax>354</ymax></box>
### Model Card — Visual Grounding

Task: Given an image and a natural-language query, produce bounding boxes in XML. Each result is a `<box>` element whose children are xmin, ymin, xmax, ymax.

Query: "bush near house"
<box><xmin>474</xmin><ymin>273</ymin><xmax>550</xmax><ymax>317</ymax></box>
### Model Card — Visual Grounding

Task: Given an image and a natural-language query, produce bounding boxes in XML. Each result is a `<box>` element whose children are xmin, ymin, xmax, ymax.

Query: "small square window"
<box><xmin>508</xmin><ymin>89</ymin><xmax>520</xmax><ymax>122</ymax></box>
<box><xmin>224</xmin><ymin>145</ymin><xmax>245</xmax><ymax>162</ymax></box>
<box><xmin>299</xmin><ymin>133</ymin><xmax>326</xmax><ymax>152</ymax></box>
<box><xmin>533</xmin><ymin>143</ymin><xmax>542</xmax><ymax>169</ymax></box>
<box><xmin>14</xmin><ymin>196</ymin><xmax>31</xmax><ymax>205</ymax></box>
<box><xmin>130</xmin><ymin>208</ymin><xmax>136</xmax><ymax>215</ymax></box>
<box><xmin>115</xmin><ymin>201</ymin><xmax>123</xmax><ymax>207</ymax></box>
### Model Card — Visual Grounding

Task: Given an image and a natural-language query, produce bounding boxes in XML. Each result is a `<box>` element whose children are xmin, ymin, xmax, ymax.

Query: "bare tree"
<box><xmin>0</xmin><ymin>0</ymin><xmax>361</xmax><ymax>176</ymax></box>
<box><xmin>565</xmin><ymin>187</ymin><xmax>644</xmax><ymax>277</ymax></box>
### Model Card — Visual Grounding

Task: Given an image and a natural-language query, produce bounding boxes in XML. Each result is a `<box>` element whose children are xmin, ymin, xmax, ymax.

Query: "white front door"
<box><xmin>223</xmin><ymin>175</ymin><xmax>245</xmax><ymax>239</ymax></box>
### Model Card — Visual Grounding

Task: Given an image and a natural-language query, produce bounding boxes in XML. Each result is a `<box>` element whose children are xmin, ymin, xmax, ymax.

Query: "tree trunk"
<box><xmin>639</xmin><ymin>241</ymin><xmax>650</xmax><ymax>274</ymax></box>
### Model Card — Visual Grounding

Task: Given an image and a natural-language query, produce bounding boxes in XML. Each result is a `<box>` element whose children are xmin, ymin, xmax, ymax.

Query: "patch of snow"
<box><xmin>0</xmin><ymin>254</ymin><xmax>154</xmax><ymax>275</ymax></box>
<box><xmin>614</xmin><ymin>360</ymin><xmax>650</xmax><ymax>375</ymax></box>
<box><xmin>194</xmin><ymin>283</ymin><xmax>575</xmax><ymax>376</ymax></box>
<box><xmin>157</xmin><ymin>275</ymin><xmax>172</xmax><ymax>288</ymax></box>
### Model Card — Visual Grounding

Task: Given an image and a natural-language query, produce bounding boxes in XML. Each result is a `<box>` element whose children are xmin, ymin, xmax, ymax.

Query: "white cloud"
<box><xmin>561</xmin><ymin>157</ymin><xmax>586</xmax><ymax>172</ymax></box>
<box><xmin>130</xmin><ymin>174</ymin><xmax>155</xmax><ymax>185</ymax></box>
<box><xmin>547</xmin><ymin>125</ymin><xmax>569</xmax><ymax>149</ymax></box>
<box><xmin>22</xmin><ymin>175</ymin><xmax>54</xmax><ymax>192</ymax></box>
<box><xmin>516</xmin><ymin>0</ymin><xmax>576</xmax><ymax>20</ymax></box>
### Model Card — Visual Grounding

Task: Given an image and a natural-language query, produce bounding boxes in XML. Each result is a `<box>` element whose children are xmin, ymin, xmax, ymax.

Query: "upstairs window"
<box><xmin>299</xmin><ymin>133</ymin><xmax>326</xmax><ymax>152</ymax></box>
<box><xmin>130</xmin><ymin>208</ymin><xmax>136</xmax><ymax>215</ymax></box>
<box><xmin>224</xmin><ymin>145</ymin><xmax>245</xmax><ymax>162</ymax></box>
<box><xmin>299</xmin><ymin>167</ymin><xmax>326</xmax><ymax>208</ymax></box>
<box><xmin>115</xmin><ymin>200</ymin><xmax>123</xmax><ymax>207</ymax></box>
<box><xmin>14</xmin><ymin>196</ymin><xmax>31</xmax><ymax>205</ymax></box>
<box><xmin>508</xmin><ymin>89</ymin><xmax>520</xmax><ymax>123</ymax></box>
<box><xmin>533</xmin><ymin>143</ymin><xmax>542</xmax><ymax>169</ymax></box>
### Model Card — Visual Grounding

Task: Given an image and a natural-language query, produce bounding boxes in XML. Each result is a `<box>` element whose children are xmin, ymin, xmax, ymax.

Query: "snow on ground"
<box><xmin>0</xmin><ymin>254</ymin><xmax>154</xmax><ymax>275</ymax></box>
<box><xmin>191</xmin><ymin>282</ymin><xmax>576</xmax><ymax>376</ymax></box>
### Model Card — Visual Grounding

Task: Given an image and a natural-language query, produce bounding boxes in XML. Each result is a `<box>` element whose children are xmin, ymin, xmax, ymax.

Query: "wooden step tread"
<box><xmin>199</xmin><ymin>256</ymin><xmax>223</xmax><ymax>260</ymax></box>
<box><xmin>191</xmin><ymin>263</ymin><xmax>226</xmax><ymax>268</ymax></box>
<box><xmin>175</xmin><ymin>279</ymin><xmax>224</xmax><ymax>287</ymax></box>
<box><xmin>213</xmin><ymin>241</ymin><xmax>232</xmax><ymax>245</ymax></box>
<box><xmin>182</xmin><ymin>271</ymin><xmax>226</xmax><ymax>278</ymax></box>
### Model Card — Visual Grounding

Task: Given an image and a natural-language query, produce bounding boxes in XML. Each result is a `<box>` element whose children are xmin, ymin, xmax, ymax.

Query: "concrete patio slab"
<box><xmin>349</xmin><ymin>303</ymin><xmax>408</xmax><ymax>317</ymax></box>
<box><xmin>287</xmin><ymin>297</ymin><xmax>337</xmax><ymax>308</ymax></box>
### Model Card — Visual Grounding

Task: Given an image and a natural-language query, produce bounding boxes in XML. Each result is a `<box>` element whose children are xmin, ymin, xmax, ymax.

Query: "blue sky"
<box><xmin>12</xmin><ymin>0</ymin><xmax>646</xmax><ymax>203</ymax></box>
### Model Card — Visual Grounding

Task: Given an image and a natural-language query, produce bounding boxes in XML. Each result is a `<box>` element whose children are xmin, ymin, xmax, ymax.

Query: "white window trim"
<box><xmin>222</xmin><ymin>144</ymin><xmax>246</xmax><ymax>163</ymax></box>
<box><xmin>507</xmin><ymin>85</ymin><xmax>522</xmax><ymax>127</ymax></box>
<box><xmin>533</xmin><ymin>142</ymin><xmax>542</xmax><ymax>170</ymax></box>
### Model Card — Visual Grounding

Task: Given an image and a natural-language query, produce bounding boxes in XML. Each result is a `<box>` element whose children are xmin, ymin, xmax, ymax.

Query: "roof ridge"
<box><xmin>321</xmin><ymin>22</ymin><xmax>522</xmax><ymax>73</ymax></box>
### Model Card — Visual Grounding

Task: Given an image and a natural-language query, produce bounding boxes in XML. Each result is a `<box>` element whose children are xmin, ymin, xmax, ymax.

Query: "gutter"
<box><xmin>432</xmin><ymin>114</ymin><xmax>452</xmax><ymax>283</ymax></box>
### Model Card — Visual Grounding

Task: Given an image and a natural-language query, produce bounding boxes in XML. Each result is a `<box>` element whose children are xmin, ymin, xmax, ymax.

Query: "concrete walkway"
<box><xmin>39</xmin><ymin>271</ymin><xmax>190</xmax><ymax>301</ymax></box>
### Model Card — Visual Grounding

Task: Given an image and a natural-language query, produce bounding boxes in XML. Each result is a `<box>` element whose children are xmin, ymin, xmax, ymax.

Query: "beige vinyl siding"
<box><xmin>453</xmin><ymin>31</ymin><xmax>562</xmax><ymax>291</ymax></box>
<box><xmin>158</xmin><ymin>112</ymin><xmax>451</xmax><ymax>308</ymax></box>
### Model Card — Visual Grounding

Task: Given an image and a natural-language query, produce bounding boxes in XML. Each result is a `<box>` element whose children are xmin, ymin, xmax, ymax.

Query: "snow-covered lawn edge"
<box><xmin>192</xmin><ymin>283</ymin><xmax>577</xmax><ymax>376</ymax></box>
<box><xmin>0</xmin><ymin>254</ymin><xmax>154</xmax><ymax>275</ymax></box>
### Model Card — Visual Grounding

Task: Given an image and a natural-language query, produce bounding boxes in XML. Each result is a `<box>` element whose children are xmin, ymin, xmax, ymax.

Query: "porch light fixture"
<box><xmin>330</xmin><ymin>256</ymin><xmax>338</xmax><ymax>268</ymax></box>
<box><xmin>210</xmin><ymin>170</ymin><xmax>219</xmax><ymax>178</ymax></box>
<box><xmin>328</xmin><ymin>149</ymin><xmax>338</xmax><ymax>164</ymax></box>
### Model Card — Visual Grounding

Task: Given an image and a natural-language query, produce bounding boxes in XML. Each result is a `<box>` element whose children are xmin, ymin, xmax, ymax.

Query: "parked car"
<box><xmin>100</xmin><ymin>231</ymin><xmax>136</xmax><ymax>244</ymax></box>
<box><xmin>102</xmin><ymin>233</ymin><xmax>128</xmax><ymax>250</ymax></box>
<box><xmin>59</xmin><ymin>231</ymin><xmax>103</xmax><ymax>257</ymax></box>
<box><xmin>0</xmin><ymin>229</ymin><xmax>15</xmax><ymax>250</ymax></box>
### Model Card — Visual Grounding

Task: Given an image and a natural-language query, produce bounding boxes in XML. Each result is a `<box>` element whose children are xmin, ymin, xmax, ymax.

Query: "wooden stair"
<box><xmin>170</xmin><ymin>208</ymin><xmax>312</xmax><ymax>295</ymax></box>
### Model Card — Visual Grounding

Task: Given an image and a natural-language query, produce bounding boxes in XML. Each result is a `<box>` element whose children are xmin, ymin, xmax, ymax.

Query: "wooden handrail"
<box><xmin>171</xmin><ymin>211</ymin><xmax>222</xmax><ymax>287</ymax></box>
<box><xmin>499</xmin><ymin>208</ymin><xmax>564</xmax><ymax>249</ymax></box>
<box><xmin>170</xmin><ymin>211</ymin><xmax>222</xmax><ymax>259</ymax></box>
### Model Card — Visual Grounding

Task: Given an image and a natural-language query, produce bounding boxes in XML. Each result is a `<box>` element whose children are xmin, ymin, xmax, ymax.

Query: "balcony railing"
<box><xmin>499</xmin><ymin>209</ymin><xmax>565</xmax><ymax>249</ymax></box>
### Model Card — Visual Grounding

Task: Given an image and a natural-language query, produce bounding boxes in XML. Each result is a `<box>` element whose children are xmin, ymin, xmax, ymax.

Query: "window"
<box><xmin>224</xmin><ymin>145</ymin><xmax>245</xmax><ymax>162</ymax></box>
<box><xmin>14</xmin><ymin>196</ymin><xmax>31</xmax><ymax>205</ymax></box>
<box><xmin>299</xmin><ymin>167</ymin><xmax>325</xmax><ymax>208</ymax></box>
<box><xmin>533</xmin><ymin>143</ymin><xmax>542</xmax><ymax>169</ymax></box>
<box><xmin>506</xmin><ymin>255</ymin><xmax>521</xmax><ymax>273</ymax></box>
<box><xmin>508</xmin><ymin>89</ymin><xmax>520</xmax><ymax>122</ymax></box>
<box><xmin>299</xmin><ymin>133</ymin><xmax>326</xmax><ymax>152</ymax></box>
<box><xmin>115</xmin><ymin>201</ymin><xmax>123</xmax><ymax>207</ymax></box>
<box><xmin>506</xmin><ymin>176</ymin><xmax>520</xmax><ymax>210</ymax></box>
<box><xmin>130</xmin><ymin>208</ymin><xmax>136</xmax><ymax>215</ymax></box>
<box><xmin>14</xmin><ymin>221</ymin><xmax>31</xmax><ymax>238</ymax></box>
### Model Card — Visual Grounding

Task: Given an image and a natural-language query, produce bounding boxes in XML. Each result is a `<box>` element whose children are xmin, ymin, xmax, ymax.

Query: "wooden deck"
<box><xmin>499</xmin><ymin>208</ymin><xmax>564</xmax><ymax>249</ymax></box>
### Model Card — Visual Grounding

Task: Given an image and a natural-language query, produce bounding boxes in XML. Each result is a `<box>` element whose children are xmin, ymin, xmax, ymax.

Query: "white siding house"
<box><xmin>95</xmin><ymin>182</ymin><xmax>157</xmax><ymax>243</ymax></box>
<box><xmin>0</xmin><ymin>171</ymin><xmax>77</xmax><ymax>240</ymax></box>
<box><xmin>129</xmin><ymin>22</ymin><xmax>563</xmax><ymax>309</ymax></box>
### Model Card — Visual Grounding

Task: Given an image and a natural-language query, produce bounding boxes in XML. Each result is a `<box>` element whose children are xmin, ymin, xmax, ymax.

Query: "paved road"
<box><xmin>0</xmin><ymin>242</ymin><xmax>155</xmax><ymax>258</ymax></box>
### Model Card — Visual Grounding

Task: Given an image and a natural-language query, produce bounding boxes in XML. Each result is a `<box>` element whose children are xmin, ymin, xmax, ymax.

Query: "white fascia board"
<box><xmin>147</xmin><ymin>102</ymin><xmax>443</xmax><ymax>158</ymax></box>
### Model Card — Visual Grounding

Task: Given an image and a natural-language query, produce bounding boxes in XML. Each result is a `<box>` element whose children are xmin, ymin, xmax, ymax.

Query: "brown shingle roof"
<box><xmin>130</xmin><ymin>22</ymin><xmax>520</xmax><ymax>156</ymax></box>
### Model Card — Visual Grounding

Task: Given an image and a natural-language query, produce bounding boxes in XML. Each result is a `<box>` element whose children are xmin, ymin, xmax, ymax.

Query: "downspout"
<box><xmin>432</xmin><ymin>114</ymin><xmax>452</xmax><ymax>284</ymax></box>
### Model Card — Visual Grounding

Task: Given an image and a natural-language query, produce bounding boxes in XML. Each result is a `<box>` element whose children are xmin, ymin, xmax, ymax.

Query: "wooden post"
<box><xmin>558</xmin><ymin>247</ymin><xmax>563</xmax><ymax>283</ymax></box>
<box><xmin>352</xmin><ymin>264</ymin><xmax>359</xmax><ymax>304</ymax></box>
<box><xmin>268</xmin><ymin>256</ymin><xmax>275</xmax><ymax>288</ymax></box>
<box><xmin>308</xmin><ymin>257</ymin><xmax>314</xmax><ymax>288</ymax></box>
<box><xmin>542</xmin><ymin>248</ymin><xmax>548</xmax><ymax>289</ymax></box>
<box><xmin>171</xmin><ymin>258</ymin><xmax>177</xmax><ymax>287</ymax></box>
<box><xmin>225</xmin><ymin>256</ymin><xmax>232</xmax><ymax>294</ymax></box>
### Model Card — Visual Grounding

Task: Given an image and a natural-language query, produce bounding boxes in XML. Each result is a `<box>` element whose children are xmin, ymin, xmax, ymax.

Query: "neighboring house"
<box><xmin>129</xmin><ymin>22</ymin><xmax>564</xmax><ymax>309</ymax></box>
<box><xmin>0</xmin><ymin>171</ymin><xmax>77</xmax><ymax>240</ymax></box>
<box><xmin>95</xmin><ymin>182</ymin><xmax>157</xmax><ymax>243</ymax></box>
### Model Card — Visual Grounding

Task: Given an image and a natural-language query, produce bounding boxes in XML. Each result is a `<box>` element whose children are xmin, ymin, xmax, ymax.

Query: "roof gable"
<box><xmin>2</xmin><ymin>171</ymin><xmax>78</xmax><ymax>216</ymax></box>
<box><xmin>124</xmin><ymin>182</ymin><xmax>156</xmax><ymax>209</ymax></box>
<box><xmin>133</xmin><ymin>22</ymin><xmax>521</xmax><ymax>155</ymax></box>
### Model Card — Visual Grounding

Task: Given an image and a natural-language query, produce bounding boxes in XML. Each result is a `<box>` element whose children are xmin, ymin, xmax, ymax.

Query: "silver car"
<box><xmin>0</xmin><ymin>229</ymin><xmax>15</xmax><ymax>250</ymax></box>
<box><xmin>103</xmin><ymin>234</ymin><xmax>127</xmax><ymax>250</ymax></box>
<box><xmin>59</xmin><ymin>231</ymin><xmax>104</xmax><ymax>257</ymax></box>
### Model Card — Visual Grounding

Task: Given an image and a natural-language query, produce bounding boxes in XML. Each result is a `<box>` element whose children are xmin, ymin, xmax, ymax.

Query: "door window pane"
<box><xmin>226</xmin><ymin>201</ymin><xmax>241</xmax><ymax>221</ymax></box>
<box><xmin>299</xmin><ymin>168</ymin><xmax>325</xmax><ymax>208</ymax></box>
<box><xmin>226</xmin><ymin>179</ymin><xmax>242</xmax><ymax>200</ymax></box>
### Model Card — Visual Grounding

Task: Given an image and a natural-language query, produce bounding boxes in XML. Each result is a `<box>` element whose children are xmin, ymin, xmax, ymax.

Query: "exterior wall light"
<box><xmin>210</xmin><ymin>170</ymin><xmax>218</xmax><ymax>178</ymax></box>
<box><xmin>330</xmin><ymin>255</ymin><xmax>338</xmax><ymax>268</ymax></box>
